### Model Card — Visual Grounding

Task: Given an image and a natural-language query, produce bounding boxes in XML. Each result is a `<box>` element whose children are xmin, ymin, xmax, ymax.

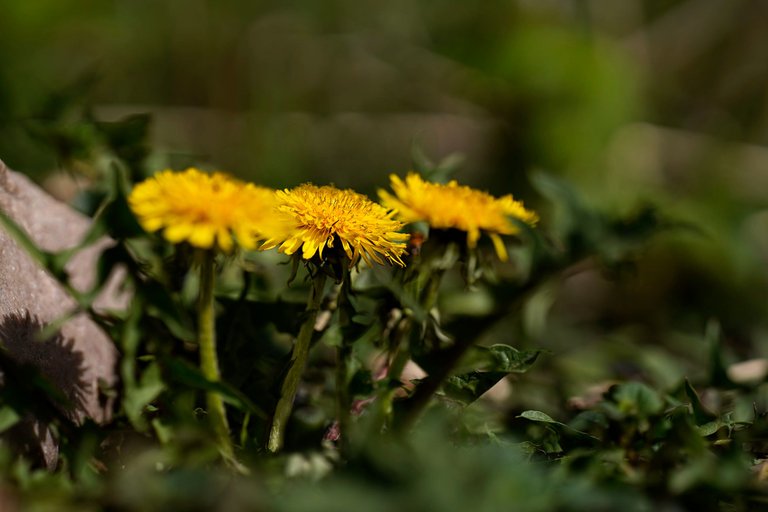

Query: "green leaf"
<box><xmin>0</xmin><ymin>193</ymin><xmax>108</xmax><ymax>311</ymax></box>
<box><xmin>96</xmin><ymin>162</ymin><xmax>146</xmax><ymax>239</ymax></box>
<box><xmin>486</xmin><ymin>345</ymin><xmax>543</xmax><ymax>372</ymax></box>
<box><xmin>683</xmin><ymin>379</ymin><xmax>717</xmax><ymax>425</ymax></box>
<box><xmin>410</xmin><ymin>143</ymin><xmax>434</xmax><ymax>178</ymax></box>
<box><xmin>518</xmin><ymin>410</ymin><xmax>600</xmax><ymax>443</ymax></box>
<box><xmin>0</xmin><ymin>406</ymin><xmax>20</xmax><ymax>433</ymax></box>
<box><xmin>519</xmin><ymin>410</ymin><xmax>558</xmax><ymax>423</ymax></box>
<box><xmin>455</xmin><ymin>344</ymin><xmax>544</xmax><ymax>375</ymax></box>
<box><xmin>94</xmin><ymin>113</ymin><xmax>151</xmax><ymax>173</ymax></box>
<box><xmin>162</xmin><ymin>357</ymin><xmax>268</xmax><ymax>419</ymax></box>
<box><xmin>151</xmin><ymin>418</ymin><xmax>174</xmax><ymax>445</ymax></box>
<box><xmin>435</xmin><ymin>345</ymin><xmax>543</xmax><ymax>405</ymax></box>
<box><xmin>608</xmin><ymin>382</ymin><xmax>664</xmax><ymax>418</ymax></box>
<box><xmin>706</xmin><ymin>319</ymin><xmax>737</xmax><ymax>389</ymax></box>
<box><xmin>531</xmin><ymin>171</ymin><xmax>598</xmax><ymax>245</ymax></box>
<box><xmin>0</xmin><ymin>207</ymin><xmax>52</xmax><ymax>271</ymax></box>
<box><xmin>123</xmin><ymin>362</ymin><xmax>165</xmax><ymax>428</ymax></box>
<box><xmin>441</xmin><ymin>371</ymin><xmax>509</xmax><ymax>405</ymax></box>
<box><xmin>696</xmin><ymin>420</ymin><xmax>724</xmax><ymax>437</ymax></box>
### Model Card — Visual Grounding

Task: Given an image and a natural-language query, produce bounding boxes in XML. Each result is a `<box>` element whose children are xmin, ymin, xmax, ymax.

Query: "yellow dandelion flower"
<box><xmin>378</xmin><ymin>172</ymin><xmax>538</xmax><ymax>261</ymax></box>
<box><xmin>261</xmin><ymin>184</ymin><xmax>408</xmax><ymax>267</ymax></box>
<box><xmin>128</xmin><ymin>168</ymin><xmax>279</xmax><ymax>252</ymax></box>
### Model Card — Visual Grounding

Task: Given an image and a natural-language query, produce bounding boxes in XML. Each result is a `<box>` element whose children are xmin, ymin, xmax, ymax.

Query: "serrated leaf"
<box><xmin>455</xmin><ymin>344</ymin><xmax>544</xmax><ymax>375</ymax></box>
<box><xmin>487</xmin><ymin>344</ymin><xmax>543</xmax><ymax>372</ymax></box>
<box><xmin>441</xmin><ymin>371</ymin><xmax>509</xmax><ymax>405</ymax></box>
<box><xmin>435</xmin><ymin>345</ymin><xmax>542</xmax><ymax>405</ymax></box>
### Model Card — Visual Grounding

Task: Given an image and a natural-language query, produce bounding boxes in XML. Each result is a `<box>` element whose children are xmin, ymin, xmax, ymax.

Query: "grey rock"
<box><xmin>0</xmin><ymin>158</ymin><xmax>123</xmax><ymax>467</ymax></box>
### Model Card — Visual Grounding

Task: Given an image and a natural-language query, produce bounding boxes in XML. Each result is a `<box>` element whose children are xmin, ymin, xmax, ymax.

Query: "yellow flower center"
<box><xmin>128</xmin><ymin>168</ymin><xmax>280</xmax><ymax>252</ymax></box>
<box><xmin>261</xmin><ymin>184</ymin><xmax>408</xmax><ymax>267</ymax></box>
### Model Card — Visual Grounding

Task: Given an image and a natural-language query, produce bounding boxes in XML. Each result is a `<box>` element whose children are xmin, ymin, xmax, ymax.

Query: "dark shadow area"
<box><xmin>0</xmin><ymin>311</ymin><xmax>88</xmax><ymax>419</ymax></box>
<box><xmin>0</xmin><ymin>311</ymin><xmax>88</xmax><ymax>468</ymax></box>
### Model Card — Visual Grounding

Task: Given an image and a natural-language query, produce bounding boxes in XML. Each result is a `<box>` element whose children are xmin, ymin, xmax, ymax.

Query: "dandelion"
<box><xmin>129</xmin><ymin>168</ymin><xmax>279</xmax><ymax>465</ymax></box>
<box><xmin>264</xmin><ymin>183</ymin><xmax>407</xmax><ymax>453</ymax></box>
<box><xmin>379</xmin><ymin>172</ymin><xmax>538</xmax><ymax>261</ymax></box>
<box><xmin>262</xmin><ymin>183</ymin><xmax>408</xmax><ymax>267</ymax></box>
<box><xmin>128</xmin><ymin>168</ymin><xmax>279</xmax><ymax>252</ymax></box>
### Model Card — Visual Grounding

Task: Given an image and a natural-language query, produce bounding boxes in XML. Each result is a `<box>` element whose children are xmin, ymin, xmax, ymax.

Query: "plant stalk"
<box><xmin>335</xmin><ymin>269</ymin><xmax>353</xmax><ymax>454</ymax></box>
<box><xmin>198</xmin><ymin>251</ymin><xmax>234</xmax><ymax>460</ymax></box>
<box><xmin>268</xmin><ymin>271</ymin><xmax>327</xmax><ymax>453</ymax></box>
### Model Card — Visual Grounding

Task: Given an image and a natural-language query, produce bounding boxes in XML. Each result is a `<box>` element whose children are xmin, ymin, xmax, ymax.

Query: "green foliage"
<box><xmin>3</xmin><ymin>113</ymin><xmax>764</xmax><ymax>510</ymax></box>
<box><xmin>0</xmin><ymin>111</ymin><xmax>762</xmax><ymax>510</ymax></box>
<box><xmin>2</xmin><ymin>3</ymin><xmax>768</xmax><ymax>505</ymax></box>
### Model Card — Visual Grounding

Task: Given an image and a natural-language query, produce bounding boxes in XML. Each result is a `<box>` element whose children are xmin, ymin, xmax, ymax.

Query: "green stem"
<box><xmin>335</xmin><ymin>269</ymin><xmax>353</xmax><ymax>455</ymax></box>
<box><xmin>335</xmin><ymin>345</ymin><xmax>351</xmax><ymax>453</ymax></box>
<box><xmin>268</xmin><ymin>271</ymin><xmax>327</xmax><ymax>453</ymax></box>
<box><xmin>198</xmin><ymin>252</ymin><xmax>234</xmax><ymax>460</ymax></box>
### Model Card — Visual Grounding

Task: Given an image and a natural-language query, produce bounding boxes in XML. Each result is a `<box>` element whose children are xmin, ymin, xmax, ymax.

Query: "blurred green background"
<box><xmin>2</xmin><ymin>0</ymin><xmax>768</xmax><ymax>415</ymax></box>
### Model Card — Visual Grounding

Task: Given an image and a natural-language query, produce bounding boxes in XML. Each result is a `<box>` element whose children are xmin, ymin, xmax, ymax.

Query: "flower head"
<box><xmin>128</xmin><ymin>168</ymin><xmax>279</xmax><ymax>252</ymax></box>
<box><xmin>378</xmin><ymin>172</ymin><xmax>538</xmax><ymax>261</ymax></box>
<box><xmin>261</xmin><ymin>184</ymin><xmax>408</xmax><ymax>267</ymax></box>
